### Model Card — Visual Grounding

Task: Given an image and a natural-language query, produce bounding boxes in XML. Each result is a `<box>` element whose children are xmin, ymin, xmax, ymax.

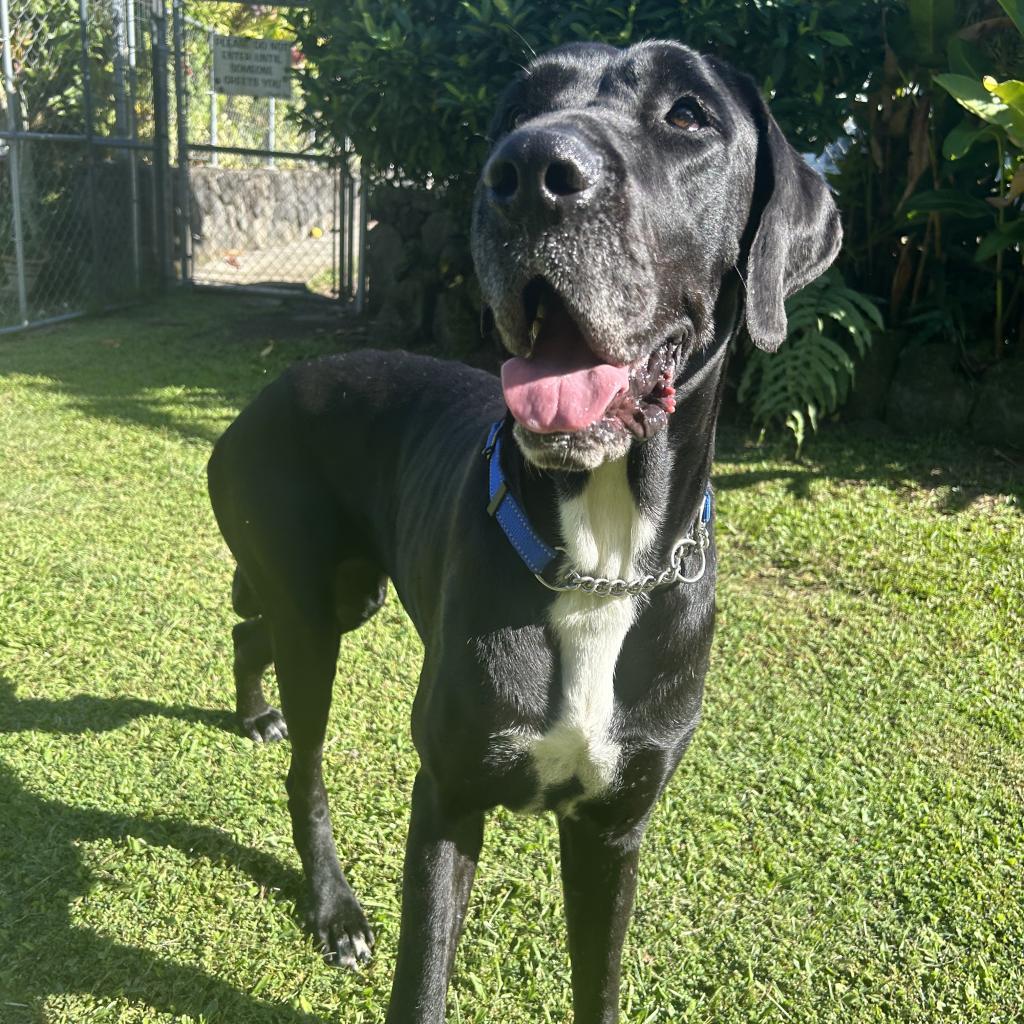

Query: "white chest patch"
<box><xmin>507</xmin><ymin>458</ymin><xmax>655</xmax><ymax>815</ymax></box>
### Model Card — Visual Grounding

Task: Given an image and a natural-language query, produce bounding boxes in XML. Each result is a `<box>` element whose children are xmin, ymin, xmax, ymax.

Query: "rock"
<box><xmin>970</xmin><ymin>357</ymin><xmax>1024</xmax><ymax>448</ymax></box>
<box><xmin>370</xmin><ymin>184</ymin><xmax>439</xmax><ymax>239</ymax></box>
<box><xmin>420</xmin><ymin>209</ymin><xmax>456</xmax><ymax>262</ymax></box>
<box><xmin>365</xmin><ymin>223</ymin><xmax>406</xmax><ymax>312</ymax></box>
<box><xmin>885</xmin><ymin>343</ymin><xmax>974</xmax><ymax>435</ymax></box>
<box><xmin>439</xmin><ymin>234</ymin><xmax>474</xmax><ymax>280</ymax></box>
<box><xmin>844</xmin><ymin>329</ymin><xmax>903</xmax><ymax>421</ymax></box>
<box><xmin>187</xmin><ymin>166</ymin><xmax>336</xmax><ymax>259</ymax></box>
<box><xmin>432</xmin><ymin>279</ymin><xmax>482</xmax><ymax>355</ymax></box>
<box><xmin>373</xmin><ymin>273</ymin><xmax>427</xmax><ymax>347</ymax></box>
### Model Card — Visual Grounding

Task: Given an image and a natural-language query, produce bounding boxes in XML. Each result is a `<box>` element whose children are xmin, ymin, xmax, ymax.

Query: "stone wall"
<box><xmin>189</xmin><ymin>165</ymin><xmax>336</xmax><ymax>261</ymax></box>
<box><xmin>885</xmin><ymin>342</ymin><xmax>1024</xmax><ymax>447</ymax></box>
<box><xmin>364</xmin><ymin>184</ymin><xmax>482</xmax><ymax>355</ymax></box>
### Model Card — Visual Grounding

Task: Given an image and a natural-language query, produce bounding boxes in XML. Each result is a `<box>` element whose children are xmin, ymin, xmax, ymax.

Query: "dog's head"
<box><xmin>471</xmin><ymin>40</ymin><xmax>842</xmax><ymax>471</ymax></box>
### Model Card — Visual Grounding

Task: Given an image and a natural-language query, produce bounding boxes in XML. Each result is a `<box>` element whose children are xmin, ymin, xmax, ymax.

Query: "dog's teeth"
<box><xmin>526</xmin><ymin>294</ymin><xmax>548</xmax><ymax>352</ymax></box>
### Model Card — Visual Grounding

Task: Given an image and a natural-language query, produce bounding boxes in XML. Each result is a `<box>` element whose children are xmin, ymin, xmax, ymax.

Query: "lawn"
<box><xmin>0</xmin><ymin>293</ymin><xmax>1021</xmax><ymax>1024</ymax></box>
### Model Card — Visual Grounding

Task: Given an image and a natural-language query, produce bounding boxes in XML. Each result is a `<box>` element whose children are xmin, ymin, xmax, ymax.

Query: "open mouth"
<box><xmin>500</xmin><ymin>278</ymin><xmax>679</xmax><ymax>441</ymax></box>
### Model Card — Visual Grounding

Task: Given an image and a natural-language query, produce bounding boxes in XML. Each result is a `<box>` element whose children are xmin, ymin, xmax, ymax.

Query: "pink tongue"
<box><xmin>501</xmin><ymin>318</ymin><xmax>629</xmax><ymax>434</ymax></box>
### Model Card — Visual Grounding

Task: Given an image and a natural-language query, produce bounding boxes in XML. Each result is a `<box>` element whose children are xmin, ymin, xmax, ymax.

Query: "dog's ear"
<box><xmin>741</xmin><ymin>89</ymin><xmax>842</xmax><ymax>352</ymax></box>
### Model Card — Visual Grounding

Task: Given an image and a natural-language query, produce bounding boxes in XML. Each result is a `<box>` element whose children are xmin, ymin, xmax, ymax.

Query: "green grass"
<box><xmin>0</xmin><ymin>293</ymin><xmax>1021</xmax><ymax>1024</ymax></box>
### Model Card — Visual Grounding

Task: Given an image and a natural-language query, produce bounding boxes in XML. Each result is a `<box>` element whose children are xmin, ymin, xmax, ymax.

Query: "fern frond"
<box><xmin>740</xmin><ymin>272</ymin><xmax>883</xmax><ymax>450</ymax></box>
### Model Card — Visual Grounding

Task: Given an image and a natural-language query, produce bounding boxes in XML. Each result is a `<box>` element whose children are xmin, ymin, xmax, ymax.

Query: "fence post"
<box><xmin>0</xmin><ymin>0</ymin><xmax>28</xmax><ymax>323</ymax></box>
<box><xmin>78</xmin><ymin>0</ymin><xmax>105</xmax><ymax>308</ymax></box>
<box><xmin>339</xmin><ymin>139</ymin><xmax>350</xmax><ymax>300</ymax></box>
<box><xmin>355</xmin><ymin>167</ymin><xmax>368</xmax><ymax>314</ymax></box>
<box><xmin>267</xmin><ymin>95</ymin><xmax>275</xmax><ymax>168</ymax></box>
<box><xmin>346</xmin><ymin>172</ymin><xmax>355</xmax><ymax>300</ymax></box>
<box><xmin>208</xmin><ymin>28</ymin><xmax>217</xmax><ymax>166</ymax></box>
<box><xmin>124</xmin><ymin>0</ymin><xmax>141</xmax><ymax>289</ymax></box>
<box><xmin>171</xmin><ymin>0</ymin><xmax>191</xmax><ymax>283</ymax></box>
<box><xmin>151</xmin><ymin>0</ymin><xmax>173</xmax><ymax>285</ymax></box>
<box><xmin>112</xmin><ymin>0</ymin><xmax>129</xmax><ymax>138</ymax></box>
<box><xmin>331</xmin><ymin>160</ymin><xmax>339</xmax><ymax>299</ymax></box>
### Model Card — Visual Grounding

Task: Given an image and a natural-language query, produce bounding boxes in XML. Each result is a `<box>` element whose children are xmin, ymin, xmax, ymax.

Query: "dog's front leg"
<box><xmin>559</xmin><ymin>813</ymin><xmax>644</xmax><ymax>1024</ymax></box>
<box><xmin>387</xmin><ymin>770</ymin><xmax>485</xmax><ymax>1024</ymax></box>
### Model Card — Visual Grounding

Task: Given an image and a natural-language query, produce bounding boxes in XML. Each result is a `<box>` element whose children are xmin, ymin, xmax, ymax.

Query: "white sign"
<box><xmin>212</xmin><ymin>35</ymin><xmax>291</xmax><ymax>99</ymax></box>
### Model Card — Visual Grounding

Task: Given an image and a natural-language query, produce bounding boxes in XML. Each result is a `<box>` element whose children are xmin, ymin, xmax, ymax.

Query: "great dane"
<box><xmin>207</xmin><ymin>39</ymin><xmax>841</xmax><ymax>1024</ymax></box>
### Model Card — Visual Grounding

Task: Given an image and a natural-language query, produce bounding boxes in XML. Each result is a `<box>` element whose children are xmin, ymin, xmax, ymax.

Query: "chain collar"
<box><xmin>534</xmin><ymin>520</ymin><xmax>710</xmax><ymax>596</ymax></box>
<box><xmin>482</xmin><ymin>419</ymin><xmax>712</xmax><ymax>598</ymax></box>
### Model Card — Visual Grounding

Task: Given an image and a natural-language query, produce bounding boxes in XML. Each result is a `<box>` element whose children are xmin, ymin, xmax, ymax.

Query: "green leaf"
<box><xmin>840</xmin><ymin>288</ymin><xmax>886</xmax><ymax>330</ymax></box>
<box><xmin>903</xmin><ymin>188</ymin><xmax>996</xmax><ymax>220</ymax></box>
<box><xmin>807</xmin><ymin>401</ymin><xmax>820</xmax><ymax>434</ymax></box>
<box><xmin>946</xmin><ymin>36</ymin><xmax>986</xmax><ymax>79</ymax></box>
<box><xmin>996</xmin><ymin>0</ymin><xmax>1024</xmax><ymax>37</ymax></box>
<box><xmin>393</xmin><ymin>6</ymin><xmax>413</xmax><ymax>32</ymax></box>
<box><xmin>984</xmin><ymin>78</ymin><xmax>1024</xmax><ymax>144</ymax></box>
<box><xmin>742</xmin><ymin>274</ymin><xmax>878</xmax><ymax>450</ymax></box>
<box><xmin>910</xmin><ymin>0</ymin><xmax>957</xmax><ymax>62</ymax></box>
<box><xmin>942</xmin><ymin>117</ymin><xmax>993</xmax><ymax>160</ymax></box>
<box><xmin>785</xmin><ymin>408</ymin><xmax>806</xmax><ymax>452</ymax></box>
<box><xmin>975</xmin><ymin>219</ymin><xmax>1024</xmax><ymax>261</ymax></box>
<box><xmin>817</xmin><ymin>30</ymin><xmax>852</xmax><ymax>47</ymax></box>
<box><xmin>933</xmin><ymin>73</ymin><xmax>1012</xmax><ymax>126</ymax></box>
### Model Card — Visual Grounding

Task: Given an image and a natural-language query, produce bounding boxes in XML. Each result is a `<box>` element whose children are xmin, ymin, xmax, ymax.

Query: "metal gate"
<box><xmin>170</xmin><ymin>0</ymin><xmax>366</xmax><ymax>307</ymax></box>
<box><xmin>0</xmin><ymin>0</ymin><xmax>166</xmax><ymax>333</ymax></box>
<box><xmin>0</xmin><ymin>0</ymin><xmax>364</xmax><ymax>334</ymax></box>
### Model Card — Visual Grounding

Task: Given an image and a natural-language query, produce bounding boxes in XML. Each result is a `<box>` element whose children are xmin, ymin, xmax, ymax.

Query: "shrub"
<box><xmin>289</xmin><ymin>0</ymin><xmax>893</xmax><ymax>197</ymax></box>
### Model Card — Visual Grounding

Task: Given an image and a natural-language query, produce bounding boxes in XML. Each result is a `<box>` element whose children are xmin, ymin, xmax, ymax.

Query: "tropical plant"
<box><xmin>285</xmin><ymin>0</ymin><xmax>1020</xmax><ymax>443</ymax></box>
<box><xmin>928</xmin><ymin>0</ymin><xmax>1024</xmax><ymax>359</ymax></box>
<box><xmin>836</xmin><ymin>0</ymin><xmax>1024</xmax><ymax>365</ymax></box>
<box><xmin>289</xmin><ymin>0</ymin><xmax>892</xmax><ymax>198</ymax></box>
<box><xmin>739</xmin><ymin>274</ymin><xmax>883</xmax><ymax>452</ymax></box>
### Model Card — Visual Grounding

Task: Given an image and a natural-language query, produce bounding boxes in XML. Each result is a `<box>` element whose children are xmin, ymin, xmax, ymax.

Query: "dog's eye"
<box><xmin>666</xmin><ymin>98</ymin><xmax>708</xmax><ymax>132</ymax></box>
<box><xmin>507</xmin><ymin>108</ymin><xmax>528</xmax><ymax>131</ymax></box>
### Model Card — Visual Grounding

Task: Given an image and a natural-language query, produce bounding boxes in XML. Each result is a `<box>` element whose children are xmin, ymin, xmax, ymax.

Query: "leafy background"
<box><xmin>289</xmin><ymin>0</ymin><xmax>1024</xmax><ymax>447</ymax></box>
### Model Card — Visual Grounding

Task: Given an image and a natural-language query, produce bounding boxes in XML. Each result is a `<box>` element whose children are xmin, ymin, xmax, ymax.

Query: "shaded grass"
<box><xmin>0</xmin><ymin>293</ymin><xmax>1021</xmax><ymax>1023</ymax></box>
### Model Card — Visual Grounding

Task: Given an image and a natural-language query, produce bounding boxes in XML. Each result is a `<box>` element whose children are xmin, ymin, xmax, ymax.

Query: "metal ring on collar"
<box><xmin>533</xmin><ymin>525</ymin><xmax>709</xmax><ymax>596</ymax></box>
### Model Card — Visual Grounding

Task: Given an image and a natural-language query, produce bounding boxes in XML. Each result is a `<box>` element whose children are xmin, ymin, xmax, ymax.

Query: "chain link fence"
<box><xmin>0</xmin><ymin>0</ymin><xmax>164</xmax><ymax>332</ymax></box>
<box><xmin>174</xmin><ymin>3</ymin><xmax>364</xmax><ymax>303</ymax></box>
<box><xmin>0</xmin><ymin>0</ymin><xmax>365</xmax><ymax>332</ymax></box>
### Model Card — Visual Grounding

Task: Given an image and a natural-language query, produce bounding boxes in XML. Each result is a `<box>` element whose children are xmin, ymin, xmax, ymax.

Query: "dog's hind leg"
<box><xmin>270</xmin><ymin>605</ymin><xmax>376</xmax><ymax>970</ymax></box>
<box><xmin>230</xmin><ymin>567</ymin><xmax>287</xmax><ymax>742</ymax></box>
<box><xmin>270</xmin><ymin>555</ymin><xmax>386</xmax><ymax>970</ymax></box>
<box><xmin>232</xmin><ymin>617</ymin><xmax>287</xmax><ymax>742</ymax></box>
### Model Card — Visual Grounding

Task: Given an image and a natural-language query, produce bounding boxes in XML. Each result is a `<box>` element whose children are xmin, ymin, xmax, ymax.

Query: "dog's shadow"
<box><xmin>0</xmin><ymin>678</ymin><xmax>316</xmax><ymax>1023</ymax></box>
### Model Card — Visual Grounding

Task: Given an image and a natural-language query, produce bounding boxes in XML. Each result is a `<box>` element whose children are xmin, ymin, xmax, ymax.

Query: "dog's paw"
<box><xmin>241</xmin><ymin>708</ymin><xmax>289</xmax><ymax>744</ymax></box>
<box><xmin>311</xmin><ymin>897</ymin><xmax>375</xmax><ymax>970</ymax></box>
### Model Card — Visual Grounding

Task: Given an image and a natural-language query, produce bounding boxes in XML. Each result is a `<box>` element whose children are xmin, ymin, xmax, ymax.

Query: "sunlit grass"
<box><xmin>0</xmin><ymin>293</ymin><xmax>1021</xmax><ymax>1023</ymax></box>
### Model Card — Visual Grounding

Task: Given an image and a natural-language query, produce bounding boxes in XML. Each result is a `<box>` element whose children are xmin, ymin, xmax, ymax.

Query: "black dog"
<box><xmin>208</xmin><ymin>40</ymin><xmax>840</xmax><ymax>1023</ymax></box>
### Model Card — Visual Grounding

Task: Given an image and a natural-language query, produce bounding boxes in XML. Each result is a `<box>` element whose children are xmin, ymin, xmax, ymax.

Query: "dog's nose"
<box><xmin>483</xmin><ymin>128</ymin><xmax>602</xmax><ymax>217</ymax></box>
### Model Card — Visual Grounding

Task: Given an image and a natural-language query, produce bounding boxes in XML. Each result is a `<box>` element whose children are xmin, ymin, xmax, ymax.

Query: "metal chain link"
<box><xmin>1</xmin><ymin>0</ymin><xmax>161</xmax><ymax>330</ymax></box>
<box><xmin>535</xmin><ymin>522</ymin><xmax>710</xmax><ymax>596</ymax></box>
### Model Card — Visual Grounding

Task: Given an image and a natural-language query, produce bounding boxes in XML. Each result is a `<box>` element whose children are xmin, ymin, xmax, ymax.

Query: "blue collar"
<box><xmin>482</xmin><ymin>419</ymin><xmax>712</xmax><ymax>586</ymax></box>
<box><xmin>483</xmin><ymin>420</ymin><xmax>559</xmax><ymax>575</ymax></box>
